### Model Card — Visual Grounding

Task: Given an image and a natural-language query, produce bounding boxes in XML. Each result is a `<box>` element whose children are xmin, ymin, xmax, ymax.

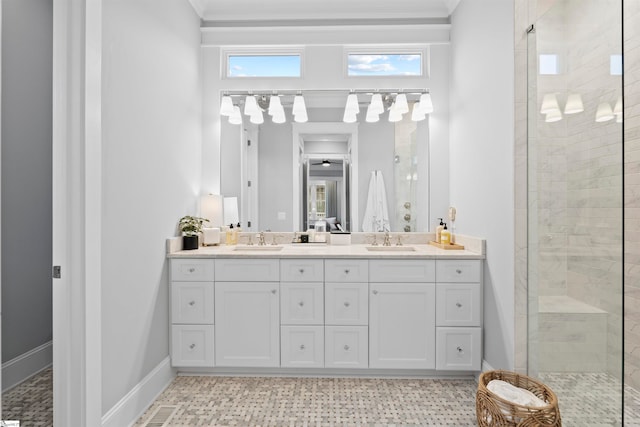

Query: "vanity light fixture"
<box><xmin>411</xmin><ymin>103</ymin><xmax>426</xmax><ymax>122</ymax></box>
<box><xmin>545</xmin><ymin>109</ymin><xmax>562</xmax><ymax>123</ymax></box>
<box><xmin>220</xmin><ymin>95</ymin><xmax>235</xmax><ymax>116</ymax></box>
<box><xmin>417</xmin><ymin>92</ymin><xmax>434</xmax><ymax>114</ymax></box>
<box><xmin>343</xmin><ymin>93</ymin><xmax>360</xmax><ymax>123</ymax></box>
<box><xmin>268</xmin><ymin>95</ymin><xmax>287</xmax><ymax>124</ymax></box>
<box><xmin>244</xmin><ymin>95</ymin><xmax>259</xmax><ymax>117</ymax></box>
<box><xmin>292</xmin><ymin>94</ymin><xmax>308</xmax><ymax>123</ymax></box>
<box><xmin>370</xmin><ymin>93</ymin><xmax>385</xmax><ymax>115</ymax></box>
<box><xmin>388</xmin><ymin>103</ymin><xmax>403</xmax><ymax>122</ymax></box>
<box><xmin>394</xmin><ymin>93</ymin><xmax>409</xmax><ymax>114</ymax></box>
<box><xmin>540</xmin><ymin>93</ymin><xmax>561</xmax><ymax>115</ymax></box>
<box><xmin>228</xmin><ymin>106</ymin><xmax>243</xmax><ymax>125</ymax></box>
<box><xmin>250</xmin><ymin>110</ymin><xmax>264</xmax><ymax>125</ymax></box>
<box><xmin>563</xmin><ymin>93</ymin><xmax>584</xmax><ymax>114</ymax></box>
<box><xmin>365</xmin><ymin>103</ymin><xmax>381</xmax><ymax>123</ymax></box>
<box><xmin>595</xmin><ymin>102</ymin><xmax>615</xmax><ymax>122</ymax></box>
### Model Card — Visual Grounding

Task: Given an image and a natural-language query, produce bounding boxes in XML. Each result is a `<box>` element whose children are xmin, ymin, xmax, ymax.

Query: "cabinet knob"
<box><xmin>456</xmin><ymin>269</ymin><xmax>462</xmax><ymax>274</ymax></box>
<box><xmin>189</xmin><ymin>343</ymin><xmax>196</xmax><ymax>350</ymax></box>
<box><xmin>457</xmin><ymin>346</ymin><xmax>463</xmax><ymax>353</ymax></box>
<box><xmin>344</xmin><ymin>269</ymin><xmax>350</xmax><ymax>274</ymax></box>
<box><xmin>299</xmin><ymin>268</ymin><xmax>305</xmax><ymax>274</ymax></box>
<box><xmin>188</xmin><ymin>267</ymin><xmax>195</xmax><ymax>273</ymax></box>
<box><xmin>344</xmin><ymin>301</ymin><xmax>350</xmax><ymax>307</ymax></box>
<box><xmin>344</xmin><ymin>345</ymin><xmax>350</xmax><ymax>351</ymax></box>
<box><xmin>456</xmin><ymin>302</ymin><xmax>462</xmax><ymax>308</ymax></box>
<box><xmin>271</xmin><ymin>289</ymin><xmax>277</xmax><ymax>294</ymax></box>
<box><xmin>299</xmin><ymin>301</ymin><xmax>305</xmax><ymax>307</ymax></box>
<box><xmin>372</xmin><ymin>290</ymin><xmax>378</xmax><ymax>295</ymax></box>
<box><xmin>300</xmin><ymin>344</ymin><xmax>306</xmax><ymax>350</ymax></box>
<box><xmin>188</xmin><ymin>301</ymin><xmax>196</xmax><ymax>306</ymax></box>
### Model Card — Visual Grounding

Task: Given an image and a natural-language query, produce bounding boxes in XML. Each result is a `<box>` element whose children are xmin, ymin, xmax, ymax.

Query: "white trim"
<box><xmin>101</xmin><ymin>357</ymin><xmax>176</xmax><ymax>427</ymax></box>
<box><xmin>1</xmin><ymin>341</ymin><xmax>53</xmax><ymax>392</ymax></box>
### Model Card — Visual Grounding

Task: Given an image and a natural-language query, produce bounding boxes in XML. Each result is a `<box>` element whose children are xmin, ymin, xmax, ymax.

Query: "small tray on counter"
<box><xmin>428</xmin><ymin>241</ymin><xmax>465</xmax><ymax>250</ymax></box>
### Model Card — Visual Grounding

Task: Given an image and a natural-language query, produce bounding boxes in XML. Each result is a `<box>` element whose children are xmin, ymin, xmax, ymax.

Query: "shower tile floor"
<box><xmin>3</xmin><ymin>368</ymin><xmax>640</xmax><ymax>426</ymax></box>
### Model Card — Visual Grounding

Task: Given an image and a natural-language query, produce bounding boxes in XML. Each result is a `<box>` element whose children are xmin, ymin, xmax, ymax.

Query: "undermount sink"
<box><xmin>366</xmin><ymin>246</ymin><xmax>416</xmax><ymax>252</ymax></box>
<box><xmin>233</xmin><ymin>245</ymin><xmax>283</xmax><ymax>251</ymax></box>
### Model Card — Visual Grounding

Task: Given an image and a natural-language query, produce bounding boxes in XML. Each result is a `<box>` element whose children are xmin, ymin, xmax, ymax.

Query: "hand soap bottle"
<box><xmin>435</xmin><ymin>218</ymin><xmax>445</xmax><ymax>243</ymax></box>
<box><xmin>440</xmin><ymin>223</ymin><xmax>451</xmax><ymax>245</ymax></box>
<box><xmin>225</xmin><ymin>223</ymin><xmax>236</xmax><ymax>245</ymax></box>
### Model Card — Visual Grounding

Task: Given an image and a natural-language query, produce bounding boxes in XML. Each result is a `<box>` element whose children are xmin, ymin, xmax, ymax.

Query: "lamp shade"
<box><xmin>540</xmin><ymin>93</ymin><xmax>560</xmax><ymax>114</ymax></box>
<box><xmin>613</xmin><ymin>95</ymin><xmax>622</xmax><ymax>116</ymax></box>
<box><xmin>395</xmin><ymin>93</ymin><xmax>409</xmax><ymax>114</ymax></box>
<box><xmin>417</xmin><ymin>92</ymin><xmax>434</xmax><ymax>114</ymax></box>
<box><xmin>369</xmin><ymin>94</ymin><xmax>384</xmax><ymax>115</ymax></box>
<box><xmin>344</xmin><ymin>93</ymin><xmax>360</xmax><ymax>114</ymax></box>
<box><xmin>411</xmin><ymin>103</ymin><xmax>426</xmax><ymax>121</ymax></box>
<box><xmin>545</xmin><ymin>109</ymin><xmax>562</xmax><ymax>123</ymax></box>
<box><xmin>365</xmin><ymin>104</ymin><xmax>380</xmax><ymax>123</ymax></box>
<box><xmin>564</xmin><ymin>93</ymin><xmax>584</xmax><ymax>114</ymax></box>
<box><xmin>200</xmin><ymin>194</ymin><xmax>224</xmax><ymax>227</ymax></box>
<box><xmin>388</xmin><ymin>104</ymin><xmax>403</xmax><ymax>122</ymax></box>
<box><xmin>223</xmin><ymin>197</ymin><xmax>239</xmax><ymax>226</ymax></box>
<box><xmin>292</xmin><ymin>95</ymin><xmax>308</xmax><ymax>123</ymax></box>
<box><xmin>220</xmin><ymin>95</ymin><xmax>235</xmax><ymax>116</ymax></box>
<box><xmin>268</xmin><ymin>95</ymin><xmax>284</xmax><ymax>117</ymax></box>
<box><xmin>228</xmin><ymin>106</ymin><xmax>243</xmax><ymax>125</ymax></box>
<box><xmin>250</xmin><ymin>110</ymin><xmax>264</xmax><ymax>125</ymax></box>
<box><xmin>595</xmin><ymin>102</ymin><xmax>614</xmax><ymax>122</ymax></box>
<box><xmin>244</xmin><ymin>95</ymin><xmax>259</xmax><ymax>116</ymax></box>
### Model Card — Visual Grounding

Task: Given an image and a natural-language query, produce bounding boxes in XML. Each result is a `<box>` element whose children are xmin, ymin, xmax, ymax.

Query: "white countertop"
<box><xmin>167</xmin><ymin>234</ymin><xmax>485</xmax><ymax>260</ymax></box>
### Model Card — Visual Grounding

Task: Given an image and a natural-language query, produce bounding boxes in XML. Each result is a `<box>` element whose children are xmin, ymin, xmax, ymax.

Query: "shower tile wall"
<box><xmin>624</xmin><ymin>0</ymin><xmax>640</xmax><ymax>391</ymax></box>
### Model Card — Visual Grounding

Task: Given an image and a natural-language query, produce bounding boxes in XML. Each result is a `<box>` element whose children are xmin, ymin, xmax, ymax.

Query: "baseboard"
<box><xmin>2</xmin><ymin>341</ymin><xmax>52</xmax><ymax>392</ymax></box>
<box><xmin>101</xmin><ymin>356</ymin><xmax>176</xmax><ymax>427</ymax></box>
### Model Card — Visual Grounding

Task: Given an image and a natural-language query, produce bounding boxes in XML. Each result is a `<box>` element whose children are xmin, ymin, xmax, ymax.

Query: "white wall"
<box><xmin>449</xmin><ymin>0</ymin><xmax>515</xmax><ymax>369</ymax></box>
<box><xmin>1</xmin><ymin>0</ymin><xmax>52</xmax><ymax>369</ymax></box>
<box><xmin>101</xmin><ymin>0</ymin><xmax>201</xmax><ymax>414</ymax></box>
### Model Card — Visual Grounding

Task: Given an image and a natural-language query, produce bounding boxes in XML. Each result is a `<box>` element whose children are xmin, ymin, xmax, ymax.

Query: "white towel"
<box><xmin>362</xmin><ymin>170</ymin><xmax>390</xmax><ymax>232</ymax></box>
<box><xmin>487</xmin><ymin>379</ymin><xmax>547</xmax><ymax>408</ymax></box>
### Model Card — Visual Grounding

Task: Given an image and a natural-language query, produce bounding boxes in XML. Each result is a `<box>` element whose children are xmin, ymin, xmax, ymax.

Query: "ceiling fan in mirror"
<box><xmin>311</xmin><ymin>159</ymin><xmax>338</xmax><ymax>167</ymax></box>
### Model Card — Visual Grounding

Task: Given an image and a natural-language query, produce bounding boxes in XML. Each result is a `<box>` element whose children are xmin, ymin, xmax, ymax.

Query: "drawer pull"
<box><xmin>344</xmin><ymin>269</ymin><xmax>350</xmax><ymax>274</ymax></box>
<box><xmin>456</xmin><ymin>269</ymin><xmax>462</xmax><ymax>274</ymax></box>
<box><xmin>457</xmin><ymin>346</ymin><xmax>463</xmax><ymax>353</ymax></box>
<box><xmin>271</xmin><ymin>289</ymin><xmax>277</xmax><ymax>294</ymax></box>
<box><xmin>188</xmin><ymin>267</ymin><xmax>196</xmax><ymax>273</ymax></box>
<box><xmin>188</xmin><ymin>301</ymin><xmax>196</xmax><ymax>306</ymax></box>
<box><xmin>300</xmin><ymin>344</ymin><xmax>306</xmax><ymax>350</ymax></box>
<box><xmin>299</xmin><ymin>268</ymin><xmax>305</xmax><ymax>274</ymax></box>
<box><xmin>344</xmin><ymin>301</ymin><xmax>350</xmax><ymax>307</ymax></box>
<box><xmin>372</xmin><ymin>290</ymin><xmax>378</xmax><ymax>295</ymax></box>
<box><xmin>298</xmin><ymin>301</ymin><xmax>305</xmax><ymax>307</ymax></box>
<box><xmin>456</xmin><ymin>302</ymin><xmax>462</xmax><ymax>308</ymax></box>
<box><xmin>344</xmin><ymin>345</ymin><xmax>350</xmax><ymax>351</ymax></box>
<box><xmin>189</xmin><ymin>343</ymin><xmax>196</xmax><ymax>350</ymax></box>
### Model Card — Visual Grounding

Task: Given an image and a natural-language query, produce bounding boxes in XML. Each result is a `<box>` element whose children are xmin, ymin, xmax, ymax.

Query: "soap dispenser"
<box><xmin>225</xmin><ymin>223</ymin><xmax>236</xmax><ymax>245</ymax></box>
<box><xmin>435</xmin><ymin>218</ymin><xmax>445</xmax><ymax>243</ymax></box>
<box><xmin>440</xmin><ymin>223</ymin><xmax>451</xmax><ymax>245</ymax></box>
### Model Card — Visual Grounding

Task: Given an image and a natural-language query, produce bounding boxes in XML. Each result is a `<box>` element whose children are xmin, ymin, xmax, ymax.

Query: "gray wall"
<box><xmin>1</xmin><ymin>0</ymin><xmax>53</xmax><ymax>363</ymax></box>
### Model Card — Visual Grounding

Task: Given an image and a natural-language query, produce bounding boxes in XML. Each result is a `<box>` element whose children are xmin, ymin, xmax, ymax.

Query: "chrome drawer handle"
<box><xmin>456</xmin><ymin>269</ymin><xmax>462</xmax><ymax>274</ymax></box>
<box><xmin>271</xmin><ymin>289</ymin><xmax>277</xmax><ymax>294</ymax></box>
<box><xmin>344</xmin><ymin>345</ymin><xmax>350</xmax><ymax>351</ymax></box>
<box><xmin>372</xmin><ymin>290</ymin><xmax>378</xmax><ymax>295</ymax></box>
<box><xmin>188</xmin><ymin>267</ymin><xmax>196</xmax><ymax>273</ymax></box>
<box><xmin>344</xmin><ymin>301</ymin><xmax>350</xmax><ymax>307</ymax></box>
<box><xmin>189</xmin><ymin>301</ymin><xmax>196</xmax><ymax>306</ymax></box>
<box><xmin>299</xmin><ymin>301</ymin><xmax>305</xmax><ymax>307</ymax></box>
<box><xmin>456</xmin><ymin>302</ymin><xmax>462</xmax><ymax>308</ymax></box>
<box><xmin>189</xmin><ymin>343</ymin><xmax>196</xmax><ymax>350</ymax></box>
<box><xmin>457</xmin><ymin>346</ymin><xmax>463</xmax><ymax>353</ymax></box>
<box><xmin>300</xmin><ymin>344</ymin><xmax>306</xmax><ymax>350</ymax></box>
<box><xmin>299</xmin><ymin>268</ymin><xmax>305</xmax><ymax>274</ymax></box>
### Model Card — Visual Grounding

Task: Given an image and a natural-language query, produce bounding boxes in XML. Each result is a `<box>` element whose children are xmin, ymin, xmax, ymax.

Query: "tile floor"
<box><xmin>3</xmin><ymin>369</ymin><xmax>640</xmax><ymax>426</ymax></box>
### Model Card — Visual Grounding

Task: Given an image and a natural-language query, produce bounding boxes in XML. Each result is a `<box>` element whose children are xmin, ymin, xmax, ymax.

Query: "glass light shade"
<box><xmin>344</xmin><ymin>93</ymin><xmax>360</xmax><ymax>114</ymax></box>
<box><xmin>388</xmin><ymin>104</ymin><xmax>403</xmax><ymax>122</ymax></box>
<box><xmin>394</xmin><ymin>93</ymin><xmax>409</xmax><ymax>114</ymax></box>
<box><xmin>564</xmin><ymin>93</ymin><xmax>584</xmax><ymax>114</ymax></box>
<box><xmin>595</xmin><ymin>102</ymin><xmax>614</xmax><ymax>122</ymax></box>
<box><xmin>545</xmin><ymin>109</ymin><xmax>562</xmax><ymax>122</ymax></box>
<box><xmin>369</xmin><ymin>94</ymin><xmax>384</xmax><ymax>115</ymax></box>
<box><xmin>223</xmin><ymin>197</ymin><xmax>239</xmax><ymax>226</ymax></box>
<box><xmin>268</xmin><ymin>95</ymin><xmax>284</xmax><ymax>117</ymax></box>
<box><xmin>200</xmin><ymin>194</ymin><xmax>224</xmax><ymax>227</ymax></box>
<box><xmin>293</xmin><ymin>109</ymin><xmax>308</xmax><ymax>123</ymax></box>
<box><xmin>292</xmin><ymin>95</ymin><xmax>307</xmax><ymax>116</ymax></box>
<box><xmin>540</xmin><ymin>93</ymin><xmax>560</xmax><ymax>114</ymax></box>
<box><xmin>244</xmin><ymin>95</ymin><xmax>259</xmax><ymax>116</ymax></box>
<box><xmin>411</xmin><ymin>103</ymin><xmax>426</xmax><ymax>121</ymax></box>
<box><xmin>228</xmin><ymin>106</ymin><xmax>242</xmax><ymax>125</ymax></box>
<box><xmin>220</xmin><ymin>95</ymin><xmax>235</xmax><ymax>116</ymax></box>
<box><xmin>613</xmin><ymin>95</ymin><xmax>622</xmax><ymax>116</ymax></box>
<box><xmin>365</xmin><ymin>104</ymin><xmax>380</xmax><ymax>123</ymax></box>
<box><xmin>343</xmin><ymin>111</ymin><xmax>358</xmax><ymax>123</ymax></box>
<box><xmin>417</xmin><ymin>92</ymin><xmax>434</xmax><ymax>114</ymax></box>
<box><xmin>272</xmin><ymin>110</ymin><xmax>286</xmax><ymax>124</ymax></box>
<box><xmin>250</xmin><ymin>110</ymin><xmax>264</xmax><ymax>125</ymax></box>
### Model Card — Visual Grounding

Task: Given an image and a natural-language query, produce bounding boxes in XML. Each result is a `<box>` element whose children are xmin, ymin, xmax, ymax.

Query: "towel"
<box><xmin>487</xmin><ymin>379</ymin><xmax>547</xmax><ymax>408</ymax></box>
<box><xmin>362</xmin><ymin>170</ymin><xmax>390</xmax><ymax>232</ymax></box>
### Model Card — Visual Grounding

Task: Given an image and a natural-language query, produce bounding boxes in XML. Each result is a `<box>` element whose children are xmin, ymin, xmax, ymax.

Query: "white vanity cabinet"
<box><xmin>170</xmin><ymin>259</ymin><xmax>215</xmax><ymax>367</ymax></box>
<box><xmin>435</xmin><ymin>260</ymin><xmax>482</xmax><ymax>371</ymax></box>
<box><xmin>214</xmin><ymin>259</ymin><xmax>280</xmax><ymax>367</ymax></box>
<box><xmin>369</xmin><ymin>260</ymin><xmax>436</xmax><ymax>369</ymax></box>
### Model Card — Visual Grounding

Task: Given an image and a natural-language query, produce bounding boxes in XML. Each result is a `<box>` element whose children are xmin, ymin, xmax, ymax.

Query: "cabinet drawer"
<box><xmin>369</xmin><ymin>260</ymin><xmax>435</xmax><ymax>283</ymax></box>
<box><xmin>436</xmin><ymin>327</ymin><xmax>481</xmax><ymax>371</ymax></box>
<box><xmin>171</xmin><ymin>325</ymin><xmax>214</xmax><ymax>367</ymax></box>
<box><xmin>171</xmin><ymin>282</ymin><xmax>214</xmax><ymax>324</ymax></box>
<box><xmin>325</xmin><ymin>283</ymin><xmax>368</xmax><ymax>326</ymax></box>
<box><xmin>436</xmin><ymin>284</ymin><xmax>481</xmax><ymax>327</ymax></box>
<box><xmin>281</xmin><ymin>259</ymin><xmax>324</xmax><ymax>282</ymax></box>
<box><xmin>436</xmin><ymin>260</ymin><xmax>481</xmax><ymax>283</ymax></box>
<box><xmin>281</xmin><ymin>326</ymin><xmax>324</xmax><ymax>368</ymax></box>
<box><xmin>171</xmin><ymin>259</ymin><xmax>214</xmax><ymax>282</ymax></box>
<box><xmin>325</xmin><ymin>260</ymin><xmax>368</xmax><ymax>283</ymax></box>
<box><xmin>281</xmin><ymin>283</ymin><xmax>324</xmax><ymax>325</ymax></box>
<box><xmin>215</xmin><ymin>259</ymin><xmax>279</xmax><ymax>282</ymax></box>
<box><xmin>325</xmin><ymin>326</ymin><xmax>368</xmax><ymax>369</ymax></box>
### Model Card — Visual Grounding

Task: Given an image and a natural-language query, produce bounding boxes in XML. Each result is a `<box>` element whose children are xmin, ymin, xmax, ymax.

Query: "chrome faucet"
<box><xmin>258</xmin><ymin>231</ymin><xmax>266</xmax><ymax>246</ymax></box>
<box><xmin>383</xmin><ymin>232</ymin><xmax>391</xmax><ymax>246</ymax></box>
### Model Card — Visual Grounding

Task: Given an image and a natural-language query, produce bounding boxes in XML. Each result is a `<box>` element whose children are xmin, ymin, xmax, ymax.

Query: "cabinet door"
<box><xmin>215</xmin><ymin>282</ymin><xmax>280</xmax><ymax>367</ymax></box>
<box><xmin>369</xmin><ymin>283</ymin><xmax>436</xmax><ymax>369</ymax></box>
<box><xmin>281</xmin><ymin>282</ymin><xmax>324</xmax><ymax>325</ymax></box>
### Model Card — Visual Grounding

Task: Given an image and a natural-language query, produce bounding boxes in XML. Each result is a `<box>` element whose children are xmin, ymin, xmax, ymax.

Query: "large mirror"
<box><xmin>220</xmin><ymin>92</ymin><xmax>430</xmax><ymax>233</ymax></box>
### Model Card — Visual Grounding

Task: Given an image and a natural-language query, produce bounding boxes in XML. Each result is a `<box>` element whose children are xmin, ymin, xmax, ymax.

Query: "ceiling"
<box><xmin>189</xmin><ymin>0</ymin><xmax>461</xmax><ymax>23</ymax></box>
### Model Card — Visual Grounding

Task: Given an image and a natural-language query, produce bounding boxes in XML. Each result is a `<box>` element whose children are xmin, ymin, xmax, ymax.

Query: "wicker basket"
<box><xmin>476</xmin><ymin>370</ymin><xmax>562</xmax><ymax>427</ymax></box>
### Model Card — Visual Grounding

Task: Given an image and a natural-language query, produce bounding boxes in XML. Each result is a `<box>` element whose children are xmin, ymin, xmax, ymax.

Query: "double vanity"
<box><xmin>168</xmin><ymin>234</ymin><xmax>485</xmax><ymax>377</ymax></box>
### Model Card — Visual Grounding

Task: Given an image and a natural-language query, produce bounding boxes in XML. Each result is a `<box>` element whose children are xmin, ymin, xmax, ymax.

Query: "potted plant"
<box><xmin>178</xmin><ymin>215</ymin><xmax>209</xmax><ymax>250</ymax></box>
